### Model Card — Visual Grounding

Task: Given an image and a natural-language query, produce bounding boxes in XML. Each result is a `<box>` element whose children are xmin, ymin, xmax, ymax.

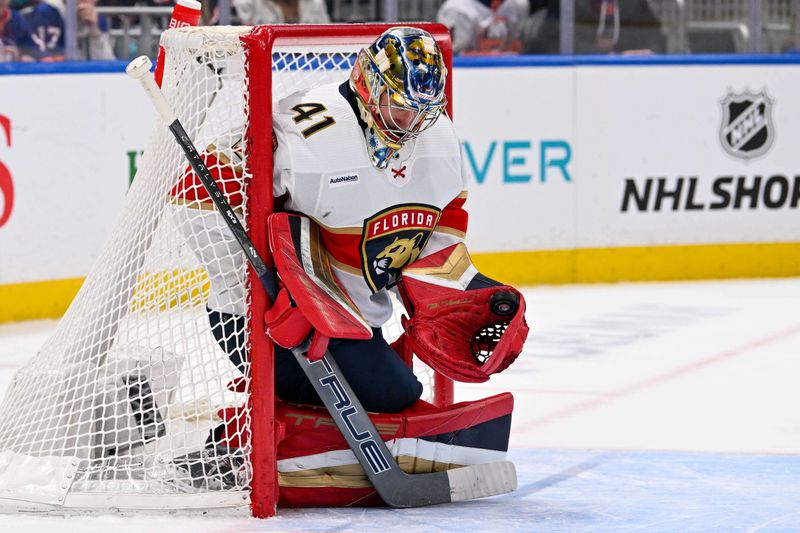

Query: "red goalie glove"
<box><xmin>264</xmin><ymin>287</ymin><xmax>330</xmax><ymax>361</ymax></box>
<box><xmin>397</xmin><ymin>244</ymin><xmax>529</xmax><ymax>383</ymax></box>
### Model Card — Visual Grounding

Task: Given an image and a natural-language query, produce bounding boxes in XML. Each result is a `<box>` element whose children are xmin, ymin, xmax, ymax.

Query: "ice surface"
<box><xmin>0</xmin><ymin>278</ymin><xmax>798</xmax><ymax>531</ymax></box>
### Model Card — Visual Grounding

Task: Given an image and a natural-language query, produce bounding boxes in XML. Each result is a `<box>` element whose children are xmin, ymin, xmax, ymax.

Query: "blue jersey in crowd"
<box><xmin>19</xmin><ymin>2</ymin><xmax>64</xmax><ymax>60</ymax></box>
<box><xmin>1</xmin><ymin>7</ymin><xmax>37</xmax><ymax>60</ymax></box>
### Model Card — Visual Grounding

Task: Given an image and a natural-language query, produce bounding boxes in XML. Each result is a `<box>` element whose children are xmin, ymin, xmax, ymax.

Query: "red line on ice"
<box><xmin>515</xmin><ymin>322</ymin><xmax>800</xmax><ymax>433</ymax></box>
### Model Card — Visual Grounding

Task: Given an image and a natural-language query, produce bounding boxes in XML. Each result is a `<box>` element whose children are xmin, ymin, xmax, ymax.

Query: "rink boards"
<box><xmin>2</xmin><ymin>56</ymin><xmax>800</xmax><ymax>321</ymax></box>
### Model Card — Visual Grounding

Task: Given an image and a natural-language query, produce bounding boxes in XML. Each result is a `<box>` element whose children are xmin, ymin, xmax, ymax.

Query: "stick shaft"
<box><xmin>139</xmin><ymin>69</ymin><xmax>177</xmax><ymax>124</ymax></box>
<box><xmin>130</xmin><ymin>59</ymin><xmax>277</xmax><ymax>298</ymax></box>
<box><xmin>165</xmin><ymin>118</ymin><xmax>277</xmax><ymax>298</ymax></box>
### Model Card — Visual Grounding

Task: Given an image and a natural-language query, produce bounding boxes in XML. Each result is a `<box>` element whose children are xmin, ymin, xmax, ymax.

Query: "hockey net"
<box><xmin>0</xmin><ymin>25</ymin><xmax>453</xmax><ymax>516</ymax></box>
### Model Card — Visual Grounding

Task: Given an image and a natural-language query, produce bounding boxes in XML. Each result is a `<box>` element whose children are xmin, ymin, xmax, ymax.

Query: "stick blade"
<box><xmin>448</xmin><ymin>461</ymin><xmax>517</xmax><ymax>502</ymax></box>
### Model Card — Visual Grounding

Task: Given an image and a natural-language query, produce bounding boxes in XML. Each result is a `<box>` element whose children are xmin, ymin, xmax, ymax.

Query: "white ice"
<box><xmin>0</xmin><ymin>277</ymin><xmax>798</xmax><ymax>532</ymax></box>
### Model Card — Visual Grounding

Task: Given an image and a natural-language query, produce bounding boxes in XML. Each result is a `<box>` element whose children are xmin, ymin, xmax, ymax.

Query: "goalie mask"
<box><xmin>350</xmin><ymin>27</ymin><xmax>448</xmax><ymax>169</ymax></box>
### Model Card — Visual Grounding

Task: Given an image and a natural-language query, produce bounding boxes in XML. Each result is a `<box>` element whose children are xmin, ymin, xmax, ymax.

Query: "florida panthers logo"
<box><xmin>373</xmin><ymin>233</ymin><xmax>424</xmax><ymax>276</ymax></box>
<box><xmin>361</xmin><ymin>205</ymin><xmax>440</xmax><ymax>293</ymax></box>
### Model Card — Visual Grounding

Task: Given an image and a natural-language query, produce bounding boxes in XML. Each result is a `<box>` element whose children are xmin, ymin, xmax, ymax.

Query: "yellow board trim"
<box><xmin>0</xmin><ymin>268</ymin><xmax>211</xmax><ymax>324</ymax></box>
<box><xmin>2</xmin><ymin>241</ymin><xmax>800</xmax><ymax>323</ymax></box>
<box><xmin>129</xmin><ymin>268</ymin><xmax>210</xmax><ymax>312</ymax></box>
<box><xmin>471</xmin><ymin>241</ymin><xmax>800</xmax><ymax>285</ymax></box>
<box><xmin>0</xmin><ymin>277</ymin><xmax>85</xmax><ymax>323</ymax></box>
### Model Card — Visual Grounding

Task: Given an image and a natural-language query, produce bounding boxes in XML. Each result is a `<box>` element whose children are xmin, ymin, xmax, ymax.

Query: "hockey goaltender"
<box><xmin>168</xmin><ymin>26</ymin><xmax>530</xmax><ymax>507</ymax></box>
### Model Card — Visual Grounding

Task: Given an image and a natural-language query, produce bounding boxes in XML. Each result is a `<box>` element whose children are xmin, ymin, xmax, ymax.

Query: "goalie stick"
<box><xmin>126</xmin><ymin>55</ymin><xmax>516</xmax><ymax>508</ymax></box>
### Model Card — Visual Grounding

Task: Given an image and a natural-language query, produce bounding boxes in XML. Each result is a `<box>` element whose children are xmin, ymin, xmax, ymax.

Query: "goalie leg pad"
<box><xmin>275</xmin><ymin>392</ymin><xmax>513</xmax><ymax>507</ymax></box>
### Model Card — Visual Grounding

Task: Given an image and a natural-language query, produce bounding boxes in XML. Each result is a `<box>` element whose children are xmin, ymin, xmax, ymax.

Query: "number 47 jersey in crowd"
<box><xmin>272</xmin><ymin>80</ymin><xmax>470</xmax><ymax>328</ymax></box>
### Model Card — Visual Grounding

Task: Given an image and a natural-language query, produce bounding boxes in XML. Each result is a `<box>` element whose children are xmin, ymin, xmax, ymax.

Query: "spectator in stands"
<box><xmin>13</xmin><ymin>0</ymin><xmax>65</xmax><ymax>60</ymax></box>
<box><xmin>40</xmin><ymin>0</ymin><xmax>64</xmax><ymax>19</ymax></box>
<box><xmin>438</xmin><ymin>0</ymin><xmax>533</xmax><ymax>55</ymax></box>
<box><xmin>0</xmin><ymin>0</ymin><xmax>36</xmax><ymax>61</ymax></box>
<box><xmin>233</xmin><ymin>0</ymin><xmax>329</xmax><ymax>25</ymax></box>
<box><xmin>525</xmin><ymin>0</ymin><xmax>665</xmax><ymax>54</ymax></box>
<box><xmin>77</xmin><ymin>0</ymin><xmax>115</xmax><ymax>59</ymax></box>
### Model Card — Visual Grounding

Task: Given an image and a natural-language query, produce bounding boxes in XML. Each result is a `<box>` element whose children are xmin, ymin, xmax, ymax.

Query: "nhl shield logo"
<box><xmin>360</xmin><ymin>204</ymin><xmax>440</xmax><ymax>293</ymax></box>
<box><xmin>719</xmin><ymin>89</ymin><xmax>774</xmax><ymax>160</ymax></box>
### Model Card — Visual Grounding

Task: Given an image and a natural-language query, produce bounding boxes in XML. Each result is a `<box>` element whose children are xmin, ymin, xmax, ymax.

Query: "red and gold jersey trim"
<box><xmin>168</xmin><ymin>144</ymin><xmax>245</xmax><ymax>209</ymax></box>
<box><xmin>435</xmin><ymin>190</ymin><xmax>468</xmax><ymax>236</ymax></box>
<box><xmin>402</xmin><ymin>242</ymin><xmax>474</xmax><ymax>281</ymax></box>
<box><xmin>311</xmin><ymin>192</ymin><xmax>466</xmax><ymax>280</ymax></box>
<box><xmin>315</xmin><ymin>222</ymin><xmax>364</xmax><ymax>272</ymax></box>
<box><xmin>167</xmin><ymin>196</ymin><xmax>244</xmax><ymax>215</ymax></box>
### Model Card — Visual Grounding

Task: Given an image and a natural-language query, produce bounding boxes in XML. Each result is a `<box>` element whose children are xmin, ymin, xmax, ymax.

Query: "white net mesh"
<box><xmin>0</xmin><ymin>28</ymin><xmax>253</xmax><ymax>509</ymax></box>
<box><xmin>0</xmin><ymin>26</ymin><xmax>445</xmax><ymax>511</ymax></box>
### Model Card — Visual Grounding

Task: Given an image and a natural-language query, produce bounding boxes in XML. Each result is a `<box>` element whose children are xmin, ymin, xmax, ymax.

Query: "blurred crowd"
<box><xmin>0</xmin><ymin>0</ymin><xmax>796</xmax><ymax>62</ymax></box>
<box><xmin>440</xmin><ymin>0</ymin><xmax>665</xmax><ymax>55</ymax></box>
<box><xmin>1</xmin><ymin>0</ymin><xmax>114</xmax><ymax>61</ymax></box>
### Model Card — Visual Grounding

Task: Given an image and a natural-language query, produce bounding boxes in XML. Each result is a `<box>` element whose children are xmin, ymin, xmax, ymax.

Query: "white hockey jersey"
<box><xmin>272</xmin><ymin>82</ymin><xmax>469</xmax><ymax>327</ymax></box>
